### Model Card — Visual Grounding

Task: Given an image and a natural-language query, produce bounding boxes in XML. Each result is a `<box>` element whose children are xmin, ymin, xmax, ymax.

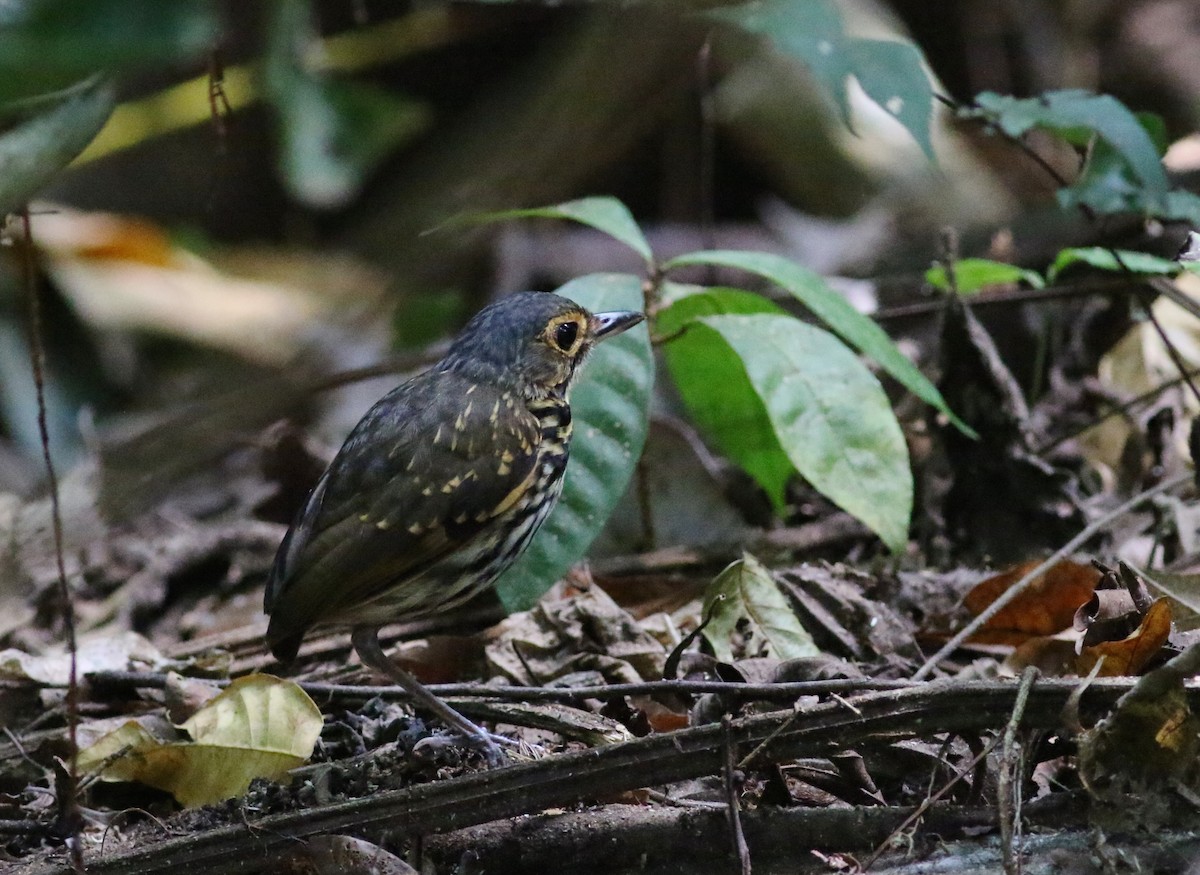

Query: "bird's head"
<box><xmin>440</xmin><ymin>292</ymin><xmax>644</xmax><ymax>399</ymax></box>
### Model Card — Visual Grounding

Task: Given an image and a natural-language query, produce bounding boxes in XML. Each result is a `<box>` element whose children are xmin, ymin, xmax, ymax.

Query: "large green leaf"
<box><xmin>0</xmin><ymin>75</ymin><xmax>115</xmax><ymax>215</ymax></box>
<box><xmin>708</xmin><ymin>0</ymin><xmax>850</xmax><ymax>121</ymax></box>
<box><xmin>699</xmin><ymin>313</ymin><xmax>912</xmax><ymax>552</ymax></box>
<box><xmin>444</xmin><ymin>196</ymin><xmax>653</xmax><ymax>266</ymax></box>
<box><xmin>703</xmin><ymin>553</ymin><xmax>818</xmax><ymax>663</ymax></box>
<box><xmin>658</xmin><ymin>286</ymin><xmax>794</xmax><ymax>508</ymax></box>
<box><xmin>494</xmin><ymin>274</ymin><xmax>653</xmax><ymax>611</ymax></box>
<box><xmin>664</xmin><ymin>249</ymin><xmax>973</xmax><ymax>436</ymax></box>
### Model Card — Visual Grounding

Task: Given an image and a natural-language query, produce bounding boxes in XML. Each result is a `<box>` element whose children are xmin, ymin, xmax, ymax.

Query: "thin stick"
<box><xmin>19</xmin><ymin>209</ymin><xmax>83</xmax><ymax>872</ymax></box>
<box><xmin>721</xmin><ymin>716</ymin><xmax>751</xmax><ymax>875</ymax></box>
<box><xmin>912</xmin><ymin>471</ymin><xmax>1191</xmax><ymax>681</ymax></box>
<box><xmin>999</xmin><ymin>667</ymin><xmax>1038</xmax><ymax>875</ymax></box>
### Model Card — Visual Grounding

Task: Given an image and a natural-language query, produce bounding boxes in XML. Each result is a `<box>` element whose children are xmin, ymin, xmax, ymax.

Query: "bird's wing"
<box><xmin>265</xmin><ymin>371</ymin><xmax>541</xmax><ymax>656</ymax></box>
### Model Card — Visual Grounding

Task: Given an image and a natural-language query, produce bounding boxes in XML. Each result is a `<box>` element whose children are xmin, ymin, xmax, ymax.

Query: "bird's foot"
<box><xmin>414</xmin><ymin>729</ymin><xmax>512</xmax><ymax>767</ymax></box>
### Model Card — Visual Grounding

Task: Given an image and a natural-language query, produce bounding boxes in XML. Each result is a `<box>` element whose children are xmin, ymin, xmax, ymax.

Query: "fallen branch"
<box><xmin>12</xmin><ymin>678</ymin><xmax>1178</xmax><ymax>875</ymax></box>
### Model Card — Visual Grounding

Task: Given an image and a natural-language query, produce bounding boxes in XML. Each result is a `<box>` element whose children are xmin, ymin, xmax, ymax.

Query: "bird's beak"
<box><xmin>589</xmin><ymin>310</ymin><xmax>644</xmax><ymax>342</ymax></box>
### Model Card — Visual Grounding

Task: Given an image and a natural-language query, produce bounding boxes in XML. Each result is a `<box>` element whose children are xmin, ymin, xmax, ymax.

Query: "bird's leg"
<box><xmin>351</xmin><ymin>626</ymin><xmax>509</xmax><ymax>766</ymax></box>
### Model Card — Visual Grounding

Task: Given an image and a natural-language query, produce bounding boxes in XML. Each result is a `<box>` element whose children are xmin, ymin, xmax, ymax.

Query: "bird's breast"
<box><xmin>527</xmin><ymin>396</ymin><xmax>573</xmax><ymax>466</ymax></box>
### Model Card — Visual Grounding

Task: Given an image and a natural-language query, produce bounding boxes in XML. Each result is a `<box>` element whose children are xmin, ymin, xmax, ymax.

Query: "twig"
<box><xmin>912</xmin><ymin>471</ymin><xmax>1191</xmax><ymax>680</ymax></box>
<box><xmin>875</xmin><ymin>276</ymin><xmax>1148</xmax><ymax>323</ymax></box>
<box><xmin>999</xmin><ymin>667</ymin><xmax>1038</xmax><ymax>875</ymax></box>
<box><xmin>722</xmin><ymin>716</ymin><xmax>752</xmax><ymax>875</ymax></box>
<box><xmin>593</xmin><ymin>513</ymin><xmax>870</xmax><ymax>576</ymax></box>
<box><xmin>84</xmin><ymin>671</ymin><xmax>918</xmax><ymax>703</ymax></box>
<box><xmin>19</xmin><ymin>208</ymin><xmax>83</xmax><ymax>872</ymax></box>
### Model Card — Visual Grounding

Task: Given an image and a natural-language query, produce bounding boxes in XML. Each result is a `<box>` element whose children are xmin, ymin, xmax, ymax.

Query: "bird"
<box><xmin>264</xmin><ymin>291</ymin><xmax>644</xmax><ymax>763</ymax></box>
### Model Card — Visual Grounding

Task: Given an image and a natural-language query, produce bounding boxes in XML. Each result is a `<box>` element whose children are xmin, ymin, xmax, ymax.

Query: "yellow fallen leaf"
<box><xmin>77</xmin><ymin>674</ymin><xmax>323</xmax><ymax>807</ymax></box>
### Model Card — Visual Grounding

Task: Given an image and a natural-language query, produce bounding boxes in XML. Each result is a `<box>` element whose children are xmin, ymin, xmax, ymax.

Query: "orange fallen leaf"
<box><xmin>1076</xmin><ymin>598</ymin><xmax>1172</xmax><ymax>677</ymax></box>
<box><xmin>963</xmin><ymin>559</ymin><xmax>1100</xmax><ymax>645</ymax></box>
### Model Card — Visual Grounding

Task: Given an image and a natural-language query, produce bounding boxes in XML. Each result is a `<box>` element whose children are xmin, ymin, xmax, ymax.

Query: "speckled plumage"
<box><xmin>264</xmin><ymin>292</ymin><xmax>643</xmax><ymax>666</ymax></box>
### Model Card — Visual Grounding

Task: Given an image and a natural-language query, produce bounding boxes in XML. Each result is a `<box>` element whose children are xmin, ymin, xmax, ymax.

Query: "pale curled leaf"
<box><xmin>0</xmin><ymin>631</ymin><xmax>167</xmax><ymax>686</ymax></box>
<box><xmin>494</xmin><ymin>274</ymin><xmax>653</xmax><ymax>611</ymax></box>
<box><xmin>76</xmin><ymin>674</ymin><xmax>323</xmax><ymax>807</ymax></box>
<box><xmin>702</xmin><ymin>553</ymin><xmax>818</xmax><ymax>663</ymax></box>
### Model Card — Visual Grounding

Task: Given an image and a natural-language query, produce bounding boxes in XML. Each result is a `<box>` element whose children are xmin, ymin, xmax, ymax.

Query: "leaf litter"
<box><xmin>5</xmin><ymin>211</ymin><xmax>1200</xmax><ymax>871</ymax></box>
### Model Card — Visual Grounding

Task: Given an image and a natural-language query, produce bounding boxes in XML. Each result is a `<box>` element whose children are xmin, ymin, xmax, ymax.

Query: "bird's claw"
<box><xmin>413</xmin><ymin>731</ymin><xmax>511</xmax><ymax>768</ymax></box>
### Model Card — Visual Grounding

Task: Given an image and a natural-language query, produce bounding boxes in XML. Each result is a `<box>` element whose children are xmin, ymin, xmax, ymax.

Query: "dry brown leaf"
<box><xmin>963</xmin><ymin>559</ymin><xmax>1100</xmax><ymax>645</ymax></box>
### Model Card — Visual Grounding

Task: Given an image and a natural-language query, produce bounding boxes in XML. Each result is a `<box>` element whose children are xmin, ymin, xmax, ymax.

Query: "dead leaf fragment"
<box><xmin>276</xmin><ymin>835</ymin><xmax>417</xmax><ymax>875</ymax></box>
<box><xmin>0</xmin><ymin>631</ymin><xmax>168</xmax><ymax>686</ymax></box>
<box><xmin>486</xmin><ymin>580</ymin><xmax>666</xmax><ymax>685</ymax></box>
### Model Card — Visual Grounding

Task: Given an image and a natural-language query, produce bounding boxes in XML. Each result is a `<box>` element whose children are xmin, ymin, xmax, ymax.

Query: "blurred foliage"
<box><xmin>0</xmin><ymin>0</ymin><xmax>1198</xmax><ymax>587</ymax></box>
<box><xmin>964</xmin><ymin>90</ymin><xmax>1200</xmax><ymax>224</ymax></box>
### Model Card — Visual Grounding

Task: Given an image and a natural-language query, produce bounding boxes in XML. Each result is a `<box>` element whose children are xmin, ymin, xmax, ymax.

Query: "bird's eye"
<box><xmin>553</xmin><ymin>320</ymin><xmax>580</xmax><ymax>352</ymax></box>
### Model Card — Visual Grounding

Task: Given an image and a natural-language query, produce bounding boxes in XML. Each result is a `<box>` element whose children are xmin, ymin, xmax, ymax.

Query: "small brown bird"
<box><xmin>264</xmin><ymin>291</ymin><xmax>643</xmax><ymax>762</ymax></box>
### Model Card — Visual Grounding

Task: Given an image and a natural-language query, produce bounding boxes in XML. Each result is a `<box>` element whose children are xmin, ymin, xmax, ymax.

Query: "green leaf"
<box><xmin>844</xmin><ymin>38</ymin><xmax>935</xmax><ymax>160</ymax></box>
<box><xmin>699</xmin><ymin>313</ymin><xmax>913</xmax><ymax>551</ymax></box>
<box><xmin>1047</xmin><ymin>247</ymin><xmax>1180</xmax><ymax>282</ymax></box>
<box><xmin>1055</xmin><ymin>111</ymin><xmax>1171</xmax><ymax>219</ymax></box>
<box><xmin>702</xmin><ymin>553</ymin><xmax>818</xmax><ymax>663</ymax></box>
<box><xmin>708</xmin><ymin>0</ymin><xmax>851</xmax><ymax>124</ymax></box>
<box><xmin>494</xmin><ymin>274</ymin><xmax>653</xmax><ymax>611</ymax></box>
<box><xmin>658</xmin><ymin>286</ymin><xmax>794</xmax><ymax>508</ymax></box>
<box><xmin>925</xmin><ymin>258</ymin><xmax>1045</xmax><ymax>294</ymax></box>
<box><xmin>707</xmin><ymin>0</ymin><xmax>935</xmax><ymax>160</ymax></box>
<box><xmin>664</xmin><ymin>249</ymin><xmax>974</xmax><ymax>436</ymax></box>
<box><xmin>0</xmin><ymin>0</ymin><xmax>217</xmax><ymax>103</ymax></box>
<box><xmin>967</xmin><ymin>91</ymin><xmax>1168</xmax><ymax>205</ymax></box>
<box><xmin>265</xmin><ymin>0</ymin><xmax>430</xmax><ymax>209</ymax></box>
<box><xmin>0</xmin><ymin>75</ymin><xmax>115</xmax><ymax>215</ymax></box>
<box><xmin>444</xmin><ymin>197</ymin><xmax>653</xmax><ymax>266</ymax></box>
